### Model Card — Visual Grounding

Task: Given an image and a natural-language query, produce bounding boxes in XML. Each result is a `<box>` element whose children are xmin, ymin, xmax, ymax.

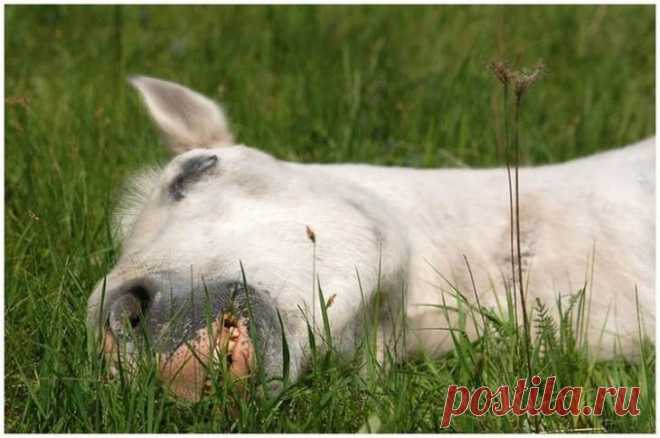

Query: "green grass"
<box><xmin>5</xmin><ymin>5</ymin><xmax>655</xmax><ymax>432</ymax></box>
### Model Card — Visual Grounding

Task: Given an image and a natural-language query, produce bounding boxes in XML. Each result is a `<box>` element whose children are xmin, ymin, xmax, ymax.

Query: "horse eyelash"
<box><xmin>168</xmin><ymin>155</ymin><xmax>219</xmax><ymax>201</ymax></box>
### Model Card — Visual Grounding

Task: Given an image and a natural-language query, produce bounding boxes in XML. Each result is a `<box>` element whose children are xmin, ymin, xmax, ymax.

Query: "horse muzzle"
<box><xmin>88</xmin><ymin>273</ymin><xmax>283</xmax><ymax>401</ymax></box>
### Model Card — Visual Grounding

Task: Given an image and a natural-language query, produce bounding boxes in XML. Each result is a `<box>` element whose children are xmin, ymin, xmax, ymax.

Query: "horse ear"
<box><xmin>129</xmin><ymin>76</ymin><xmax>234</xmax><ymax>155</ymax></box>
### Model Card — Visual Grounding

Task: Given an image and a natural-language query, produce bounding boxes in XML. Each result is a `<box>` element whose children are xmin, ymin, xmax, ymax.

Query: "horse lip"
<box><xmin>156</xmin><ymin>313</ymin><xmax>255</xmax><ymax>402</ymax></box>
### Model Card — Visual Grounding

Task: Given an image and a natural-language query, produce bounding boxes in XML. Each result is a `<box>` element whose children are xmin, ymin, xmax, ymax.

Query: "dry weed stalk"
<box><xmin>490</xmin><ymin>60</ymin><xmax>544</xmax><ymax>404</ymax></box>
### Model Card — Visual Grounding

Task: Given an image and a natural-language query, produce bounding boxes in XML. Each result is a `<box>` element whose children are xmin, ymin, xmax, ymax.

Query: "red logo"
<box><xmin>441</xmin><ymin>376</ymin><xmax>640</xmax><ymax>428</ymax></box>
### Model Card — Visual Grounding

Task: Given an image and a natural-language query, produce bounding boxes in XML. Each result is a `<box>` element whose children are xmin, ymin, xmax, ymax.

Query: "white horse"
<box><xmin>87</xmin><ymin>76</ymin><xmax>655</xmax><ymax>401</ymax></box>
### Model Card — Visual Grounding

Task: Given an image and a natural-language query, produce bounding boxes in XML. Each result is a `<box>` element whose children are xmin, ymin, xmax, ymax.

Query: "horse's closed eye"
<box><xmin>169</xmin><ymin>154</ymin><xmax>219</xmax><ymax>201</ymax></box>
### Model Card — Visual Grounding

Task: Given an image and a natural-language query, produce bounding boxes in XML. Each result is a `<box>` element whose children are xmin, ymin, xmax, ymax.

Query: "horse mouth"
<box><xmin>92</xmin><ymin>278</ymin><xmax>283</xmax><ymax>402</ymax></box>
<box><xmin>102</xmin><ymin>312</ymin><xmax>255</xmax><ymax>402</ymax></box>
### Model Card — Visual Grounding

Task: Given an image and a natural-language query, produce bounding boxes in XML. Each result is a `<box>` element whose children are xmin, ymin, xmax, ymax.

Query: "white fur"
<box><xmin>88</xmin><ymin>77</ymin><xmax>655</xmax><ymax>382</ymax></box>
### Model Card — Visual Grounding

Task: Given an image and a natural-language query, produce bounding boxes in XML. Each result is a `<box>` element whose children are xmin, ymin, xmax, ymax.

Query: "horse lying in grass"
<box><xmin>87</xmin><ymin>76</ymin><xmax>655</xmax><ymax>401</ymax></box>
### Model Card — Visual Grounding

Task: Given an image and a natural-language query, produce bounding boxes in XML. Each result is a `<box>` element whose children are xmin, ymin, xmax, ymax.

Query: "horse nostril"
<box><xmin>108</xmin><ymin>284</ymin><xmax>152</xmax><ymax>334</ymax></box>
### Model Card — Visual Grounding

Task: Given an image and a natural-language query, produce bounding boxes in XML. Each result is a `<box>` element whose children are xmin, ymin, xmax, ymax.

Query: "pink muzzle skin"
<box><xmin>102</xmin><ymin>314</ymin><xmax>255</xmax><ymax>402</ymax></box>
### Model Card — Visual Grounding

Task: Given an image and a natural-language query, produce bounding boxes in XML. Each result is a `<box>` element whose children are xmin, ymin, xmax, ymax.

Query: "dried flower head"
<box><xmin>305</xmin><ymin>225</ymin><xmax>316</xmax><ymax>243</ymax></box>
<box><xmin>490</xmin><ymin>60</ymin><xmax>545</xmax><ymax>100</ymax></box>
<box><xmin>490</xmin><ymin>60</ymin><xmax>513</xmax><ymax>86</ymax></box>
<box><xmin>513</xmin><ymin>63</ymin><xmax>545</xmax><ymax>100</ymax></box>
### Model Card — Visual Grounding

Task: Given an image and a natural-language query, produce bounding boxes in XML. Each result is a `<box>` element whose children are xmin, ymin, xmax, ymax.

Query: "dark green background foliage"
<box><xmin>5</xmin><ymin>5</ymin><xmax>655</xmax><ymax>432</ymax></box>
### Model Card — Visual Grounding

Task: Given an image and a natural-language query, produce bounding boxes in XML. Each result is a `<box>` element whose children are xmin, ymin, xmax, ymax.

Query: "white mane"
<box><xmin>112</xmin><ymin>166</ymin><xmax>162</xmax><ymax>242</ymax></box>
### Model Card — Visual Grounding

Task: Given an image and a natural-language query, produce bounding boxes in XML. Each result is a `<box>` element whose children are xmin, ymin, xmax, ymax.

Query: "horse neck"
<box><xmin>316</xmin><ymin>162</ymin><xmax>512</xmax><ymax>285</ymax></box>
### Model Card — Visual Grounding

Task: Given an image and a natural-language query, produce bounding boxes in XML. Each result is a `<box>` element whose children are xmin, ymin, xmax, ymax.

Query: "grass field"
<box><xmin>5</xmin><ymin>5</ymin><xmax>655</xmax><ymax>432</ymax></box>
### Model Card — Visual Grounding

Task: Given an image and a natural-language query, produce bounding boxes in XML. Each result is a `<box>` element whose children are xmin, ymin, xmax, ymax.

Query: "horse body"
<box><xmin>87</xmin><ymin>76</ymin><xmax>654</xmax><ymax>399</ymax></box>
<box><xmin>314</xmin><ymin>139</ymin><xmax>655</xmax><ymax>358</ymax></box>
